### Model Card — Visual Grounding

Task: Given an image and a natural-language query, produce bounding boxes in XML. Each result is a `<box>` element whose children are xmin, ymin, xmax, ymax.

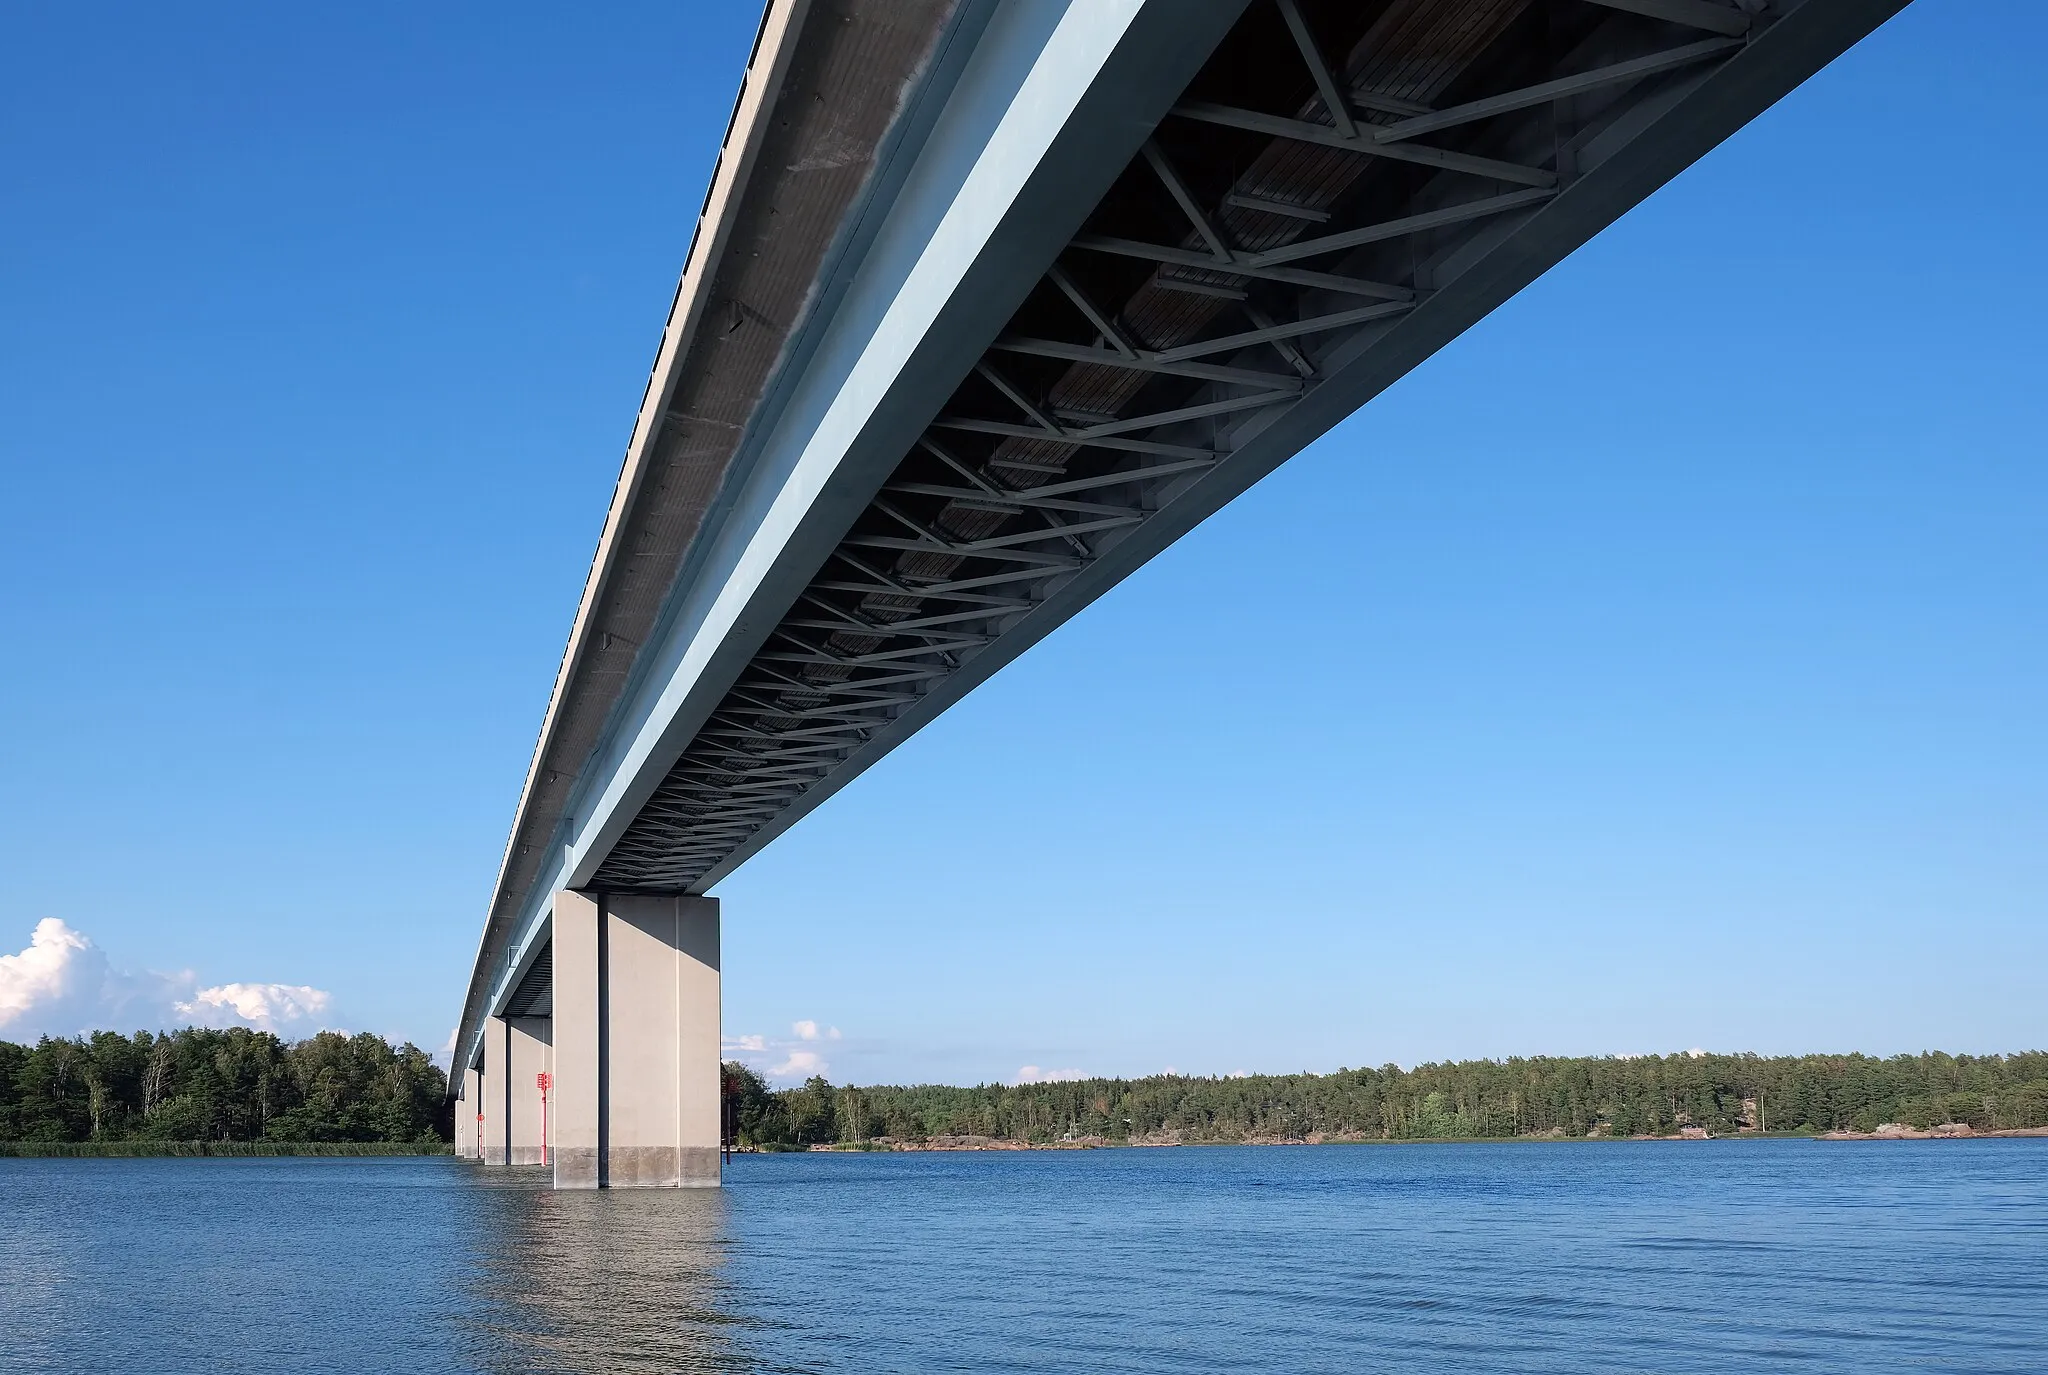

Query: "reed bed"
<box><xmin>0</xmin><ymin>1140</ymin><xmax>452</xmax><ymax>1158</ymax></box>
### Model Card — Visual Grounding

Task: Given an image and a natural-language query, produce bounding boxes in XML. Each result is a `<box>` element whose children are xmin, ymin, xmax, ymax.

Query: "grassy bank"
<box><xmin>0</xmin><ymin>1140</ymin><xmax>453</xmax><ymax>1158</ymax></box>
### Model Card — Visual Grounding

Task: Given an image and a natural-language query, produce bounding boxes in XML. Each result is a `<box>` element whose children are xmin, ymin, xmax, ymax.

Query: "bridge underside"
<box><xmin>453</xmin><ymin>0</ymin><xmax>1906</xmax><ymax>1182</ymax></box>
<box><xmin>594</xmin><ymin>0</ymin><xmax>1900</xmax><ymax>892</ymax></box>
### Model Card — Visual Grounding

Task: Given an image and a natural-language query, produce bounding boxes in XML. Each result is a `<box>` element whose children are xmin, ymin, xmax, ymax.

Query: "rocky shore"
<box><xmin>1817</xmin><ymin>1123</ymin><xmax>2048</xmax><ymax>1140</ymax></box>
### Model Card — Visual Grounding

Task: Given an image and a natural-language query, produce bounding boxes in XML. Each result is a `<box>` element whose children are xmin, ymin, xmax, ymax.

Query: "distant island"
<box><xmin>3</xmin><ymin>1031</ymin><xmax>2044</xmax><ymax>1155</ymax></box>
<box><xmin>725</xmin><ymin>1051</ymin><xmax>2048</xmax><ymax>1152</ymax></box>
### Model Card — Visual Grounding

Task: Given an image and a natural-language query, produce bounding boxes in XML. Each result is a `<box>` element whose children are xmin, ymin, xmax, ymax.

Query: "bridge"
<box><xmin>449</xmin><ymin>0</ymin><xmax>1906</xmax><ymax>1185</ymax></box>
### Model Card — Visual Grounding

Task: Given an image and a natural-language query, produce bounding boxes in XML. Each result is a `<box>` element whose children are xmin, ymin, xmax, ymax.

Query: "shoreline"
<box><xmin>781</xmin><ymin>1124</ymin><xmax>2048</xmax><ymax>1153</ymax></box>
<box><xmin>1817</xmin><ymin>1124</ymin><xmax>2048</xmax><ymax>1141</ymax></box>
<box><xmin>0</xmin><ymin>1142</ymin><xmax>452</xmax><ymax>1158</ymax></box>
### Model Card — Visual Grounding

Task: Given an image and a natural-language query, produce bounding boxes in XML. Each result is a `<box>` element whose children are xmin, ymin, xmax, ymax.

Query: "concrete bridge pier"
<box><xmin>481</xmin><ymin>1017</ymin><xmax>507</xmax><ymax>1163</ymax></box>
<box><xmin>454</xmin><ymin>1066</ymin><xmax>481</xmax><ymax>1159</ymax></box>
<box><xmin>506</xmin><ymin>1016</ymin><xmax>552</xmax><ymax>1166</ymax></box>
<box><xmin>551</xmin><ymin>890</ymin><xmax>722</xmax><ymax>1189</ymax></box>
<box><xmin>482</xmin><ymin>1013</ymin><xmax>552</xmax><ymax>1164</ymax></box>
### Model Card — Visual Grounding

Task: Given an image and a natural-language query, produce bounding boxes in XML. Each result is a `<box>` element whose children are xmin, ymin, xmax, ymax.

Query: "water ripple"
<box><xmin>0</xmin><ymin>1140</ymin><xmax>2042</xmax><ymax>1373</ymax></box>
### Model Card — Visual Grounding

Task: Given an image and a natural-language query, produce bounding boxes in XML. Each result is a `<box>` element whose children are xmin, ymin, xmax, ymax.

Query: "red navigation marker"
<box><xmin>535</xmin><ymin>1072</ymin><xmax>553</xmax><ymax>1166</ymax></box>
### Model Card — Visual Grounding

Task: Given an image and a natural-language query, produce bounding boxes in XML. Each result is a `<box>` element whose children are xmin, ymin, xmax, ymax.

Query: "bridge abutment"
<box><xmin>551</xmin><ymin>889</ymin><xmax>721</xmax><ymax>1189</ymax></box>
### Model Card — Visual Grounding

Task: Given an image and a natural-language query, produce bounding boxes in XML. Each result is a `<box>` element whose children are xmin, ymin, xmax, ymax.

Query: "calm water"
<box><xmin>1</xmin><ymin>1140</ymin><xmax>2043</xmax><ymax>1373</ymax></box>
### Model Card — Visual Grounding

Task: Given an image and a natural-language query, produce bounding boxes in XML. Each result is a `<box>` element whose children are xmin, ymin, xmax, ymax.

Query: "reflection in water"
<box><xmin>456</xmin><ymin>1168</ymin><xmax>747</xmax><ymax>1374</ymax></box>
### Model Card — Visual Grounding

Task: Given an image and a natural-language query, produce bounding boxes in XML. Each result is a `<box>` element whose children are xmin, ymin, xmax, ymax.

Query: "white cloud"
<box><xmin>723</xmin><ymin>1018</ymin><xmax>844</xmax><ymax>1082</ymax></box>
<box><xmin>771</xmin><ymin>1049</ymin><xmax>828</xmax><ymax>1079</ymax></box>
<box><xmin>1015</xmin><ymin>1065</ymin><xmax>1086</xmax><ymax>1084</ymax></box>
<box><xmin>0</xmin><ymin>917</ymin><xmax>340</xmax><ymax>1041</ymax></box>
<box><xmin>0</xmin><ymin>918</ymin><xmax>96</xmax><ymax>1029</ymax></box>
<box><xmin>1</xmin><ymin>918</ymin><xmax>171</xmax><ymax>1037</ymax></box>
<box><xmin>174</xmin><ymin>982</ymin><xmax>332</xmax><ymax>1033</ymax></box>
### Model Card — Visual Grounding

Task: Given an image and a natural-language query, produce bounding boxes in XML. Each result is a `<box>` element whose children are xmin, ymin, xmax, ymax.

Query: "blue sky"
<box><xmin>1</xmin><ymin>2</ymin><xmax>2040</xmax><ymax>1082</ymax></box>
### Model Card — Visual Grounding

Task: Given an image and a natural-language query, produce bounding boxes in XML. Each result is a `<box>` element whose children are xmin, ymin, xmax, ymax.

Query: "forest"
<box><xmin>725</xmin><ymin>1050</ymin><xmax>2048</xmax><ymax>1149</ymax></box>
<box><xmin>9</xmin><ymin>1033</ymin><xmax>2043</xmax><ymax>1152</ymax></box>
<box><xmin>0</xmin><ymin>1027</ymin><xmax>447</xmax><ymax>1144</ymax></box>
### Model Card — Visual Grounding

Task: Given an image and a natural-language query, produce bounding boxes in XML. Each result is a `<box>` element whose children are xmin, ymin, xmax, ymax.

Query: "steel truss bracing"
<box><xmin>503</xmin><ymin>945</ymin><xmax>552</xmax><ymax>1018</ymax></box>
<box><xmin>590</xmin><ymin>0</ymin><xmax>1784</xmax><ymax>890</ymax></box>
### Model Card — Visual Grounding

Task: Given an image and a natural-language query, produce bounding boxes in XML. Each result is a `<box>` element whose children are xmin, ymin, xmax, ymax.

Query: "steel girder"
<box><xmin>591</xmin><ymin>0</ymin><xmax>1904</xmax><ymax>891</ymax></box>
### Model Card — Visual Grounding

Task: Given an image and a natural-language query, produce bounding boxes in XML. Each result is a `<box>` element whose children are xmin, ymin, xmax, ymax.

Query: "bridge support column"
<box><xmin>552</xmin><ymin>889</ymin><xmax>721</xmax><ymax>1189</ymax></box>
<box><xmin>481</xmin><ymin>1014</ymin><xmax>552</xmax><ymax>1164</ymax></box>
<box><xmin>481</xmin><ymin>1017</ymin><xmax>508</xmax><ymax>1163</ymax></box>
<box><xmin>454</xmin><ymin>1066</ymin><xmax>480</xmax><ymax>1159</ymax></box>
<box><xmin>505</xmin><ymin>1016</ymin><xmax>552</xmax><ymax>1166</ymax></box>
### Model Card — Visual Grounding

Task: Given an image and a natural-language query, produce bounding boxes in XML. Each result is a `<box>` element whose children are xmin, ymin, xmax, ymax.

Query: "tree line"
<box><xmin>725</xmin><ymin>1051</ymin><xmax>2048</xmax><ymax>1149</ymax></box>
<box><xmin>11</xmin><ymin>1034</ymin><xmax>2041</xmax><ymax>1149</ymax></box>
<box><xmin>0</xmin><ymin>1028</ymin><xmax>447</xmax><ymax>1144</ymax></box>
